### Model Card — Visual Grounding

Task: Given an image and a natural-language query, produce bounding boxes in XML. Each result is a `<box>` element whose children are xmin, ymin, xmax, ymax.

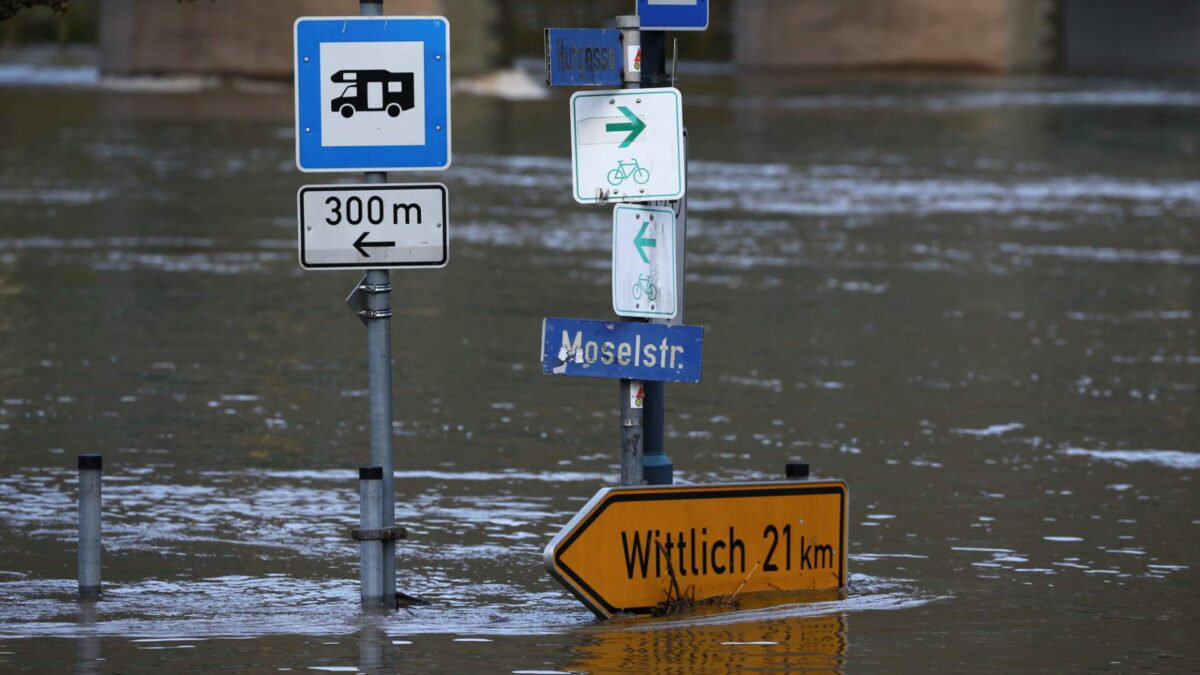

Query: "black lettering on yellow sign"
<box><xmin>620</xmin><ymin>526</ymin><xmax>836</xmax><ymax>580</ymax></box>
<box><xmin>545</xmin><ymin>481</ymin><xmax>848</xmax><ymax>618</ymax></box>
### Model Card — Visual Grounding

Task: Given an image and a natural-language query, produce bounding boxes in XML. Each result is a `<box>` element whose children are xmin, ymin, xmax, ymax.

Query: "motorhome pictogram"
<box><xmin>330</xmin><ymin>70</ymin><xmax>415</xmax><ymax>118</ymax></box>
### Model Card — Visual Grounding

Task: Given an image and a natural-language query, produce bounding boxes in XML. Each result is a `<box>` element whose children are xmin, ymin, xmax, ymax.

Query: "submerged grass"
<box><xmin>651</xmin><ymin>541</ymin><xmax>754</xmax><ymax>617</ymax></box>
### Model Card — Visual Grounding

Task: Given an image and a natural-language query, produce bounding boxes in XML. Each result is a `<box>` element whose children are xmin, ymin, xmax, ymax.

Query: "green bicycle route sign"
<box><xmin>570</xmin><ymin>88</ymin><xmax>685</xmax><ymax>204</ymax></box>
<box><xmin>612</xmin><ymin>203</ymin><xmax>676</xmax><ymax>319</ymax></box>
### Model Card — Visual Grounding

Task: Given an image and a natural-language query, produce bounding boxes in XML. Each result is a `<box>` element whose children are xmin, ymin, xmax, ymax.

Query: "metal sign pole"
<box><xmin>638</xmin><ymin>29</ymin><xmax>676</xmax><ymax>486</ymax></box>
<box><xmin>616</xmin><ymin>14</ymin><xmax>644</xmax><ymax>487</ymax></box>
<box><xmin>359</xmin><ymin>0</ymin><xmax>397</xmax><ymax>605</ymax></box>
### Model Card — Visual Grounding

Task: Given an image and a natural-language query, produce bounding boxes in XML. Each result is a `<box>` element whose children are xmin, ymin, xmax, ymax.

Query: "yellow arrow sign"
<box><xmin>545</xmin><ymin>481</ymin><xmax>848</xmax><ymax>618</ymax></box>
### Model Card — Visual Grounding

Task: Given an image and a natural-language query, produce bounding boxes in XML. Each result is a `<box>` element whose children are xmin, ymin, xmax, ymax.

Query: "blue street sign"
<box><xmin>637</xmin><ymin>0</ymin><xmax>709</xmax><ymax>31</ymax></box>
<box><xmin>541</xmin><ymin>317</ymin><xmax>704</xmax><ymax>383</ymax></box>
<box><xmin>294</xmin><ymin>16</ymin><xmax>450</xmax><ymax>172</ymax></box>
<box><xmin>544</xmin><ymin>28</ymin><xmax>623</xmax><ymax>87</ymax></box>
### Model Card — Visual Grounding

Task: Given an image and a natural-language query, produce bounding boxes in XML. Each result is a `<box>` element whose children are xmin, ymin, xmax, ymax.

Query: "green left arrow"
<box><xmin>606</xmin><ymin>106</ymin><xmax>647</xmax><ymax>148</ymax></box>
<box><xmin>633</xmin><ymin>221</ymin><xmax>656</xmax><ymax>263</ymax></box>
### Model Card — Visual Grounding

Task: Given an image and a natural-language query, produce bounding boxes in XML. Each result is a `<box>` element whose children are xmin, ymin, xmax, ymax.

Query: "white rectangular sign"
<box><xmin>612</xmin><ymin>203</ymin><xmax>676</xmax><ymax>318</ymax></box>
<box><xmin>297</xmin><ymin>183</ymin><xmax>447</xmax><ymax>270</ymax></box>
<box><xmin>570</xmin><ymin>88</ymin><xmax>684</xmax><ymax>204</ymax></box>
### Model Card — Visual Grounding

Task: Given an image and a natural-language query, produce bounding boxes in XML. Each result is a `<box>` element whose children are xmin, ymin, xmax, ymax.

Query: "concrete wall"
<box><xmin>97</xmin><ymin>0</ymin><xmax>1199</xmax><ymax>78</ymax></box>
<box><xmin>732</xmin><ymin>0</ymin><xmax>1058</xmax><ymax>73</ymax></box>
<box><xmin>98</xmin><ymin>0</ymin><xmax>494</xmax><ymax>79</ymax></box>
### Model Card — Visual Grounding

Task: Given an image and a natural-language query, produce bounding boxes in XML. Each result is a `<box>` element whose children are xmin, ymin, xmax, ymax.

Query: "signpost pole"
<box><xmin>359</xmin><ymin>0</ymin><xmax>397</xmax><ymax>605</ymax></box>
<box><xmin>615</xmin><ymin>14</ymin><xmax>644</xmax><ymax>487</ymax></box>
<box><xmin>358</xmin><ymin>466</ymin><xmax>385</xmax><ymax>605</ymax></box>
<box><xmin>639</xmin><ymin>27</ymin><xmax>675</xmax><ymax>486</ymax></box>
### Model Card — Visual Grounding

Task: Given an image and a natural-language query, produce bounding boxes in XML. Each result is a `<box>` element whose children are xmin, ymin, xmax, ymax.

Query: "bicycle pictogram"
<box><xmin>631</xmin><ymin>274</ymin><xmax>658</xmax><ymax>301</ymax></box>
<box><xmin>606</xmin><ymin>159</ymin><xmax>651</xmax><ymax>187</ymax></box>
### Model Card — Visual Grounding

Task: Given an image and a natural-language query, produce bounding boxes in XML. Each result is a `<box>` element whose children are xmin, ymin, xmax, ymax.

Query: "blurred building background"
<box><xmin>2</xmin><ymin>0</ymin><xmax>1198</xmax><ymax>76</ymax></box>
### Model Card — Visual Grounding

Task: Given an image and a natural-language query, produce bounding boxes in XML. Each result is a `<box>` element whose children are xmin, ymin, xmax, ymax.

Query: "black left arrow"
<box><xmin>353</xmin><ymin>231</ymin><xmax>396</xmax><ymax>257</ymax></box>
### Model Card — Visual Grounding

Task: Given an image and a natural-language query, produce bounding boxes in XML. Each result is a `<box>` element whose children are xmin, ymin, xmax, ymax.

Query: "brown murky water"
<box><xmin>0</xmin><ymin>54</ymin><xmax>1198</xmax><ymax>672</ymax></box>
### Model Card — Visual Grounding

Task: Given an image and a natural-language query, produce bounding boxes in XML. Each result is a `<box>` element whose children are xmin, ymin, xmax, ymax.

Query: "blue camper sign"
<box><xmin>294</xmin><ymin>16</ymin><xmax>451</xmax><ymax>172</ymax></box>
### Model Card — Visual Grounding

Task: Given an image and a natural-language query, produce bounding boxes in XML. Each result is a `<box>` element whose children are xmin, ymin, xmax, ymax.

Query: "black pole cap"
<box><xmin>359</xmin><ymin>466</ymin><xmax>383</xmax><ymax>481</ymax></box>
<box><xmin>78</xmin><ymin>454</ymin><xmax>102</xmax><ymax>471</ymax></box>
<box><xmin>785</xmin><ymin>460</ymin><xmax>809</xmax><ymax>479</ymax></box>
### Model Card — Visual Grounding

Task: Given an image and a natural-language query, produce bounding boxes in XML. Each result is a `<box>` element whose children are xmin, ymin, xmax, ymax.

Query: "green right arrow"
<box><xmin>606</xmin><ymin>106</ymin><xmax>647</xmax><ymax>148</ymax></box>
<box><xmin>633</xmin><ymin>221</ymin><xmax>656</xmax><ymax>263</ymax></box>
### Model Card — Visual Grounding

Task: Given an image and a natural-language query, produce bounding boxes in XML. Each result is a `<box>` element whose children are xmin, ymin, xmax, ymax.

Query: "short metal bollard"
<box><xmin>78</xmin><ymin>454</ymin><xmax>102</xmax><ymax>598</ymax></box>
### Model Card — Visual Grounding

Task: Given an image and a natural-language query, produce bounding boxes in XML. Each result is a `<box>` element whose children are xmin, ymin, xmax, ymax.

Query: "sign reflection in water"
<box><xmin>566</xmin><ymin>606</ymin><xmax>847</xmax><ymax>673</ymax></box>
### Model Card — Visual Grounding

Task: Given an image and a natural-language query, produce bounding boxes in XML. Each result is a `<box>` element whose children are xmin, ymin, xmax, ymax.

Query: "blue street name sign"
<box><xmin>294</xmin><ymin>16</ymin><xmax>451</xmax><ymax>172</ymax></box>
<box><xmin>637</xmin><ymin>0</ymin><xmax>709</xmax><ymax>31</ymax></box>
<box><xmin>544</xmin><ymin>28</ymin><xmax>623</xmax><ymax>87</ymax></box>
<box><xmin>541</xmin><ymin>317</ymin><xmax>704</xmax><ymax>383</ymax></box>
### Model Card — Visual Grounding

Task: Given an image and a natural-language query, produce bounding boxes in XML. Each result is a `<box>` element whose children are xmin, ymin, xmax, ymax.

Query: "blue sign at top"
<box><xmin>294</xmin><ymin>17</ymin><xmax>450</xmax><ymax>173</ymax></box>
<box><xmin>637</xmin><ymin>0</ymin><xmax>709</xmax><ymax>31</ymax></box>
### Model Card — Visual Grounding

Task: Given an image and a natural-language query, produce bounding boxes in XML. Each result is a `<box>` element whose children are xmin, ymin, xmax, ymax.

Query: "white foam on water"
<box><xmin>1061</xmin><ymin>448</ymin><xmax>1200</xmax><ymax>470</ymax></box>
<box><xmin>0</xmin><ymin>189</ymin><xmax>111</xmax><ymax>206</ymax></box>
<box><xmin>951</xmin><ymin>423</ymin><xmax>1025</xmax><ymax>437</ymax></box>
<box><xmin>99</xmin><ymin>75</ymin><xmax>218</xmax><ymax>93</ymax></box>
<box><xmin>622</xmin><ymin>591</ymin><xmax>948</xmax><ymax>632</ymax></box>
<box><xmin>0</xmin><ymin>63</ymin><xmax>217</xmax><ymax>92</ymax></box>
<box><xmin>766</xmin><ymin>88</ymin><xmax>1200</xmax><ymax>110</ymax></box>
<box><xmin>138</xmin><ymin>645</ymin><xmax>196</xmax><ymax>650</ymax></box>
<box><xmin>0</xmin><ymin>63</ymin><xmax>97</xmax><ymax>87</ymax></box>
<box><xmin>951</xmin><ymin>547</ymin><xmax>1015</xmax><ymax>553</ymax></box>
<box><xmin>1000</xmin><ymin>244</ymin><xmax>1200</xmax><ymax>266</ymax></box>
<box><xmin>455</xmin><ymin>68</ymin><xmax>549</xmax><ymax>101</ymax></box>
<box><xmin>254</xmin><ymin>468</ymin><xmax>612</xmax><ymax>483</ymax></box>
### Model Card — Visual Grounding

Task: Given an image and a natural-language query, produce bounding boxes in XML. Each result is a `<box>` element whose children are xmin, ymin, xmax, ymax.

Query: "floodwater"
<box><xmin>1</xmin><ymin>50</ymin><xmax>1198</xmax><ymax>672</ymax></box>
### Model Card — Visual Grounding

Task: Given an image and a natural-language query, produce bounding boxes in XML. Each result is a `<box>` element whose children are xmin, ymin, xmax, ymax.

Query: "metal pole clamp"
<box><xmin>351</xmin><ymin>525</ymin><xmax>407</xmax><ymax>542</ymax></box>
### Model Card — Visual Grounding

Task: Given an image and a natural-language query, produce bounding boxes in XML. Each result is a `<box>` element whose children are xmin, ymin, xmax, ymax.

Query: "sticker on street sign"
<box><xmin>544</xmin><ymin>28</ymin><xmax>622</xmax><ymax>87</ymax></box>
<box><xmin>570</xmin><ymin>88</ymin><xmax>684</xmax><ymax>204</ymax></box>
<box><xmin>297</xmin><ymin>184</ymin><xmax>447</xmax><ymax>270</ymax></box>
<box><xmin>541</xmin><ymin>317</ymin><xmax>703</xmax><ymax>383</ymax></box>
<box><xmin>637</xmin><ymin>0</ymin><xmax>709</xmax><ymax>31</ymax></box>
<box><xmin>613</xmin><ymin>204</ymin><xmax>676</xmax><ymax>319</ymax></box>
<box><xmin>545</xmin><ymin>481</ymin><xmax>849</xmax><ymax>618</ymax></box>
<box><xmin>294</xmin><ymin>16</ymin><xmax>450</xmax><ymax>172</ymax></box>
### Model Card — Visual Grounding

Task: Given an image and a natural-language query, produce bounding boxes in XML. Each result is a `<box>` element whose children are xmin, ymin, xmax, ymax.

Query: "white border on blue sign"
<box><xmin>293</xmin><ymin>16</ymin><xmax>452</xmax><ymax>173</ymax></box>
